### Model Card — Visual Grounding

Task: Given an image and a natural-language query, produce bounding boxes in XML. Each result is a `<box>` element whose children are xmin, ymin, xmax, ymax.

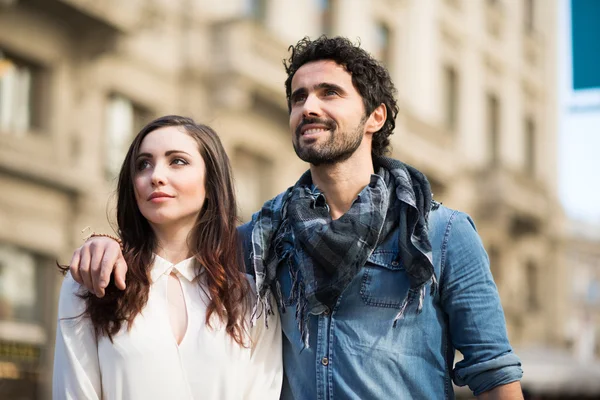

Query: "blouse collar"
<box><xmin>150</xmin><ymin>254</ymin><xmax>200</xmax><ymax>283</ymax></box>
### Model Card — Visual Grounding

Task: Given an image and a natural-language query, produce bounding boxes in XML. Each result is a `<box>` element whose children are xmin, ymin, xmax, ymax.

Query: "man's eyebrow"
<box><xmin>290</xmin><ymin>83</ymin><xmax>347</xmax><ymax>101</ymax></box>
<box><xmin>314</xmin><ymin>82</ymin><xmax>346</xmax><ymax>94</ymax></box>
<box><xmin>136</xmin><ymin>150</ymin><xmax>191</xmax><ymax>159</ymax></box>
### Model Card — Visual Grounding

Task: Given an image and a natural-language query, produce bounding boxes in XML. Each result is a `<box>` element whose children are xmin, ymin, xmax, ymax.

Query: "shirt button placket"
<box><xmin>316</xmin><ymin>307</ymin><xmax>332</xmax><ymax>400</ymax></box>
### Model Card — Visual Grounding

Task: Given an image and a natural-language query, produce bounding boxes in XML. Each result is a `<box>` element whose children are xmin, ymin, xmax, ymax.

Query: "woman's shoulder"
<box><xmin>57</xmin><ymin>272</ymin><xmax>89</xmax><ymax>320</ymax></box>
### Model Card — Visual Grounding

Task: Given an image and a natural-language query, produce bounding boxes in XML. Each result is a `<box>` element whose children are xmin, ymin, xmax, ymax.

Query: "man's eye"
<box><xmin>325</xmin><ymin>90</ymin><xmax>338</xmax><ymax>96</ymax></box>
<box><xmin>293</xmin><ymin>94</ymin><xmax>307</xmax><ymax>103</ymax></box>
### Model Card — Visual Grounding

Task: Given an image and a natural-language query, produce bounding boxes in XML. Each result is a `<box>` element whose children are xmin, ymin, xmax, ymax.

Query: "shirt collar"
<box><xmin>150</xmin><ymin>254</ymin><xmax>199</xmax><ymax>283</ymax></box>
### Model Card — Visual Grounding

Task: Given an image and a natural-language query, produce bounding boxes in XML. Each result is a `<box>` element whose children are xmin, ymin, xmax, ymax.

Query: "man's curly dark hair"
<box><xmin>284</xmin><ymin>36</ymin><xmax>399</xmax><ymax>157</ymax></box>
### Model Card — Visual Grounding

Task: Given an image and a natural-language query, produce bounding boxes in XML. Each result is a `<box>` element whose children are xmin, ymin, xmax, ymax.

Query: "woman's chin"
<box><xmin>143</xmin><ymin>214</ymin><xmax>176</xmax><ymax>227</ymax></box>
<box><xmin>143</xmin><ymin>213</ymin><xmax>197</xmax><ymax>230</ymax></box>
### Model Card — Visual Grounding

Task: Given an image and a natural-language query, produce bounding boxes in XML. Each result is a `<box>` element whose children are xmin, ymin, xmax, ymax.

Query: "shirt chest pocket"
<box><xmin>360</xmin><ymin>251</ymin><xmax>411</xmax><ymax>309</ymax></box>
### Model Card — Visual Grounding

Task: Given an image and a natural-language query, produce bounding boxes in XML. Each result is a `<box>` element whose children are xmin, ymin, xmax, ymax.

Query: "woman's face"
<box><xmin>133</xmin><ymin>126</ymin><xmax>207</xmax><ymax>230</ymax></box>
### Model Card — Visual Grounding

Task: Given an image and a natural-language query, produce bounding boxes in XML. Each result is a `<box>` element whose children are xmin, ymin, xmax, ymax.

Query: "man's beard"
<box><xmin>293</xmin><ymin>116</ymin><xmax>367</xmax><ymax>166</ymax></box>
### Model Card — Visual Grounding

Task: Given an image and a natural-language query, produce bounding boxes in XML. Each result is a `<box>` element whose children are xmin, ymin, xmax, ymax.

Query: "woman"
<box><xmin>53</xmin><ymin>115</ymin><xmax>282</xmax><ymax>399</ymax></box>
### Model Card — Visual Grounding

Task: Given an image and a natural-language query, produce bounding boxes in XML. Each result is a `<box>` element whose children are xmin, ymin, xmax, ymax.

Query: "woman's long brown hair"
<box><xmin>80</xmin><ymin>115</ymin><xmax>250</xmax><ymax>345</ymax></box>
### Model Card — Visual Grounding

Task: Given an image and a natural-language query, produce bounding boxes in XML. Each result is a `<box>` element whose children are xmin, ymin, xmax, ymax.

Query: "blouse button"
<box><xmin>321</xmin><ymin>357</ymin><xmax>329</xmax><ymax>366</ymax></box>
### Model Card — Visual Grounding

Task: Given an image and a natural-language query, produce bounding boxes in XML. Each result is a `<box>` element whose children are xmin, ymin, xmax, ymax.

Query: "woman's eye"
<box><xmin>172</xmin><ymin>158</ymin><xmax>188</xmax><ymax>166</ymax></box>
<box><xmin>137</xmin><ymin>160</ymin><xmax>150</xmax><ymax>170</ymax></box>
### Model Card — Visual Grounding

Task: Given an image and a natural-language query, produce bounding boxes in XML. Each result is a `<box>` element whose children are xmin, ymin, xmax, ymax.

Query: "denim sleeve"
<box><xmin>440</xmin><ymin>211</ymin><xmax>523</xmax><ymax>396</ymax></box>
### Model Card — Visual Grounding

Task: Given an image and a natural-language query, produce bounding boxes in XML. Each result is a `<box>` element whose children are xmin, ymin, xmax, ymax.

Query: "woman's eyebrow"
<box><xmin>136</xmin><ymin>150</ymin><xmax>191</xmax><ymax>159</ymax></box>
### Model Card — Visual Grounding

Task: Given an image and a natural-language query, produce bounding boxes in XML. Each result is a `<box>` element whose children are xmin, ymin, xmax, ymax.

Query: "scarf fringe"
<box><xmin>299</xmin><ymin>297</ymin><xmax>310</xmax><ymax>349</ymax></box>
<box><xmin>417</xmin><ymin>286</ymin><xmax>426</xmax><ymax>313</ymax></box>
<box><xmin>392</xmin><ymin>275</ymin><xmax>438</xmax><ymax>328</ymax></box>
<box><xmin>275</xmin><ymin>280</ymin><xmax>285</xmax><ymax>312</ymax></box>
<box><xmin>290</xmin><ymin>263</ymin><xmax>311</xmax><ymax>349</ymax></box>
<box><xmin>392</xmin><ymin>293</ymin><xmax>411</xmax><ymax>328</ymax></box>
<box><xmin>251</xmin><ymin>288</ymin><xmax>274</xmax><ymax>329</ymax></box>
<box><xmin>430</xmin><ymin>273</ymin><xmax>438</xmax><ymax>297</ymax></box>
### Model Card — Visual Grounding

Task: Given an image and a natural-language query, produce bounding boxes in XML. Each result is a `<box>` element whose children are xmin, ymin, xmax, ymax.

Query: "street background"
<box><xmin>0</xmin><ymin>0</ymin><xmax>599</xmax><ymax>399</ymax></box>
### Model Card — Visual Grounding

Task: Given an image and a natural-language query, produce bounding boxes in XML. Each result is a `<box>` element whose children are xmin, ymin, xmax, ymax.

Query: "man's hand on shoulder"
<box><xmin>69</xmin><ymin>236</ymin><xmax>128</xmax><ymax>297</ymax></box>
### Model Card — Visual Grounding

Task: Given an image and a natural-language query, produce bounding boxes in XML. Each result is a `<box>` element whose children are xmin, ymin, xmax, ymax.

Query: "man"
<box><xmin>69</xmin><ymin>37</ymin><xmax>523</xmax><ymax>399</ymax></box>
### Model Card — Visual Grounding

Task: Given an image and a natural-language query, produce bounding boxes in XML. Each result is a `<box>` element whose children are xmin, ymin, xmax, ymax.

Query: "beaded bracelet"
<box><xmin>84</xmin><ymin>232</ymin><xmax>124</xmax><ymax>252</ymax></box>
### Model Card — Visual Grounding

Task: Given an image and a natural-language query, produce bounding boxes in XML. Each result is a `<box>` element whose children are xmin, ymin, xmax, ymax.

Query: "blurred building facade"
<box><xmin>0</xmin><ymin>0</ymin><xmax>573</xmax><ymax>398</ymax></box>
<box><xmin>564</xmin><ymin>221</ymin><xmax>600</xmax><ymax>360</ymax></box>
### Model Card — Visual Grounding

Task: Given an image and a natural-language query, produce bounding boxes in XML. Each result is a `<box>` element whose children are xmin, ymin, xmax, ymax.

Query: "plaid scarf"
<box><xmin>251</xmin><ymin>157</ymin><xmax>437</xmax><ymax>346</ymax></box>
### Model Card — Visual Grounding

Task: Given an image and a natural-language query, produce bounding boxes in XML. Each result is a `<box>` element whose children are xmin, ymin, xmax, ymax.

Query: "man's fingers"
<box><xmin>69</xmin><ymin>248</ymin><xmax>83</xmax><ymax>284</ymax></box>
<box><xmin>98</xmin><ymin>245</ymin><xmax>120</xmax><ymax>291</ymax></box>
<box><xmin>114</xmin><ymin>255</ymin><xmax>128</xmax><ymax>290</ymax></box>
<box><xmin>79</xmin><ymin>245</ymin><xmax>93</xmax><ymax>293</ymax></box>
<box><xmin>89</xmin><ymin>243</ymin><xmax>106</xmax><ymax>298</ymax></box>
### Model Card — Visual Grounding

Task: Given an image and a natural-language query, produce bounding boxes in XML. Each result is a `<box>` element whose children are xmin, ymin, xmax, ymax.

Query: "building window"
<box><xmin>0</xmin><ymin>51</ymin><xmax>43</xmax><ymax>135</ymax></box>
<box><xmin>526</xmin><ymin>261</ymin><xmax>539</xmax><ymax>312</ymax></box>
<box><xmin>0</xmin><ymin>244</ymin><xmax>39</xmax><ymax>324</ymax></box>
<box><xmin>524</xmin><ymin>116</ymin><xmax>536</xmax><ymax>175</ymax></box>
<box><xmin>524</xmin><ymin>0</ymin><xmax>535</xmax><ymax>33</ymax></box>
<box><xmin>246</xmin><ymin>0</ymin><xmax>268</xmax><ymax>23</ymax></box>
<box><xmin>486</xmin><ymin>93</ymin><xmax>501</xmax><ymax>165</ymax></box>
<box><xmin>317</xmin><ymin>0</ymin><xmax>334</xmax><ymax>35</ymax></box>
<box><xmin>443</xmin><ymin>65</ymin><xmax>459</xmax><ymax>132</ymax></box>
<box><xmin>374</xmin><ymin>22</ymin><xmax>392</xmax><ymax>66</ymax></box>
<box><xmin>105</xmin><ymin>94</ymin><xmax>152</xmax><ymax>180</ymax></box>
<box><xmin>0</xmin><ymin>243</ymin><xmax>49</xmax><ymax>400</ymax></box>
<box><xmin>232</xmin><ymin>147</ymin><xmax>272</xmax><ymax>222</ymax></box>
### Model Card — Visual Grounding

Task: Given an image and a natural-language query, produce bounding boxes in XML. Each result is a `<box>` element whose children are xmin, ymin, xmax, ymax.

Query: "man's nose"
<box><xmin>302</xmin><ymin>94</ymin><xmax>321</xmax><ymax>118</ymax></box>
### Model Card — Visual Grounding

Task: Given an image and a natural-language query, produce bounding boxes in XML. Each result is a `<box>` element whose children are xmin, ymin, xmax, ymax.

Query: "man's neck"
<box><xmin>310</xmin><ymin>153</ymin><xmax>375</xmax><ymax>220</ymax></box>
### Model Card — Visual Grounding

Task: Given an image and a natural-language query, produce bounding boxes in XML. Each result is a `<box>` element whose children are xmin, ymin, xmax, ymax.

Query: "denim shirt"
<box><xmin>239</xmin><ymin>204</ymin><xmax>522</xmax><ymax>399</ymax></box>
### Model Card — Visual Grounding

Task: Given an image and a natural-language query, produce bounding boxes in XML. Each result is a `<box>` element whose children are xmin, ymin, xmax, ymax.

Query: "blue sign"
<box><xmin>571</xmin><ymin>0</ymin><xmax>600</xmax><ymax>90</ymax></box>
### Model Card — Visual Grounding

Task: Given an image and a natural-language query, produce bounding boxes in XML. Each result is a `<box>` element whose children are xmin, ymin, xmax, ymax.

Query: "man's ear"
<box><xmin>365</xmin><ymin>103</ymin><xmax>387</xmax><ymax>135</ymax></box>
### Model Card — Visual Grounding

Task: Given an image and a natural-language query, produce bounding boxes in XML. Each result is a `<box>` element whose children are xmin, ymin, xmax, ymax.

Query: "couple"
<box><xmin>54</xmin><ymin>36</ymin><xmax>523</xmax><ymax>399</ymax></box>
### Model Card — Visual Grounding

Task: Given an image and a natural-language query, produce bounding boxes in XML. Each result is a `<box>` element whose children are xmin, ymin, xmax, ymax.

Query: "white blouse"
<box><xmin>53</xmin><ymin>255</ymin><xmax>282</xmax><ymax>400</ymax></box>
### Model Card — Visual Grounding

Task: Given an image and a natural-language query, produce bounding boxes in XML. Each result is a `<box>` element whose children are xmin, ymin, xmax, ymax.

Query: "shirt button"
<box><xmin>391</xmin><ymin>261</ymin><xmax>399</xmax><ymax>266</ymax></box>
<box><xmin>321</xmin><ymin>357</ymin><xmax>329</xmax><ymax>366</ymax></box>
<box><xmin>323</xmin><ymin>308</ymin><xmax>330</xmax><ymax>316</ymax></box>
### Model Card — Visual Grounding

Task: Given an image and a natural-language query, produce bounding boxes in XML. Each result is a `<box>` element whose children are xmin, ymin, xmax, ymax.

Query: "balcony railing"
<box><xmin>474</xmin><ymin>166</ymin><xmax>551</xmax><ymax>230</ymax></box>
<box><xmin>23</xmin><ymin>0</ymin><xmax>149</xmax><ymax>33</ymax></box>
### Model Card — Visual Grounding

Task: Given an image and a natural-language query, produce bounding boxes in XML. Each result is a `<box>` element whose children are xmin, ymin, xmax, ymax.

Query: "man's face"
<box><xmin>289</xmin><ymin>60</ymin><xmax>368</xmax><ymax>166</ymax></box>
